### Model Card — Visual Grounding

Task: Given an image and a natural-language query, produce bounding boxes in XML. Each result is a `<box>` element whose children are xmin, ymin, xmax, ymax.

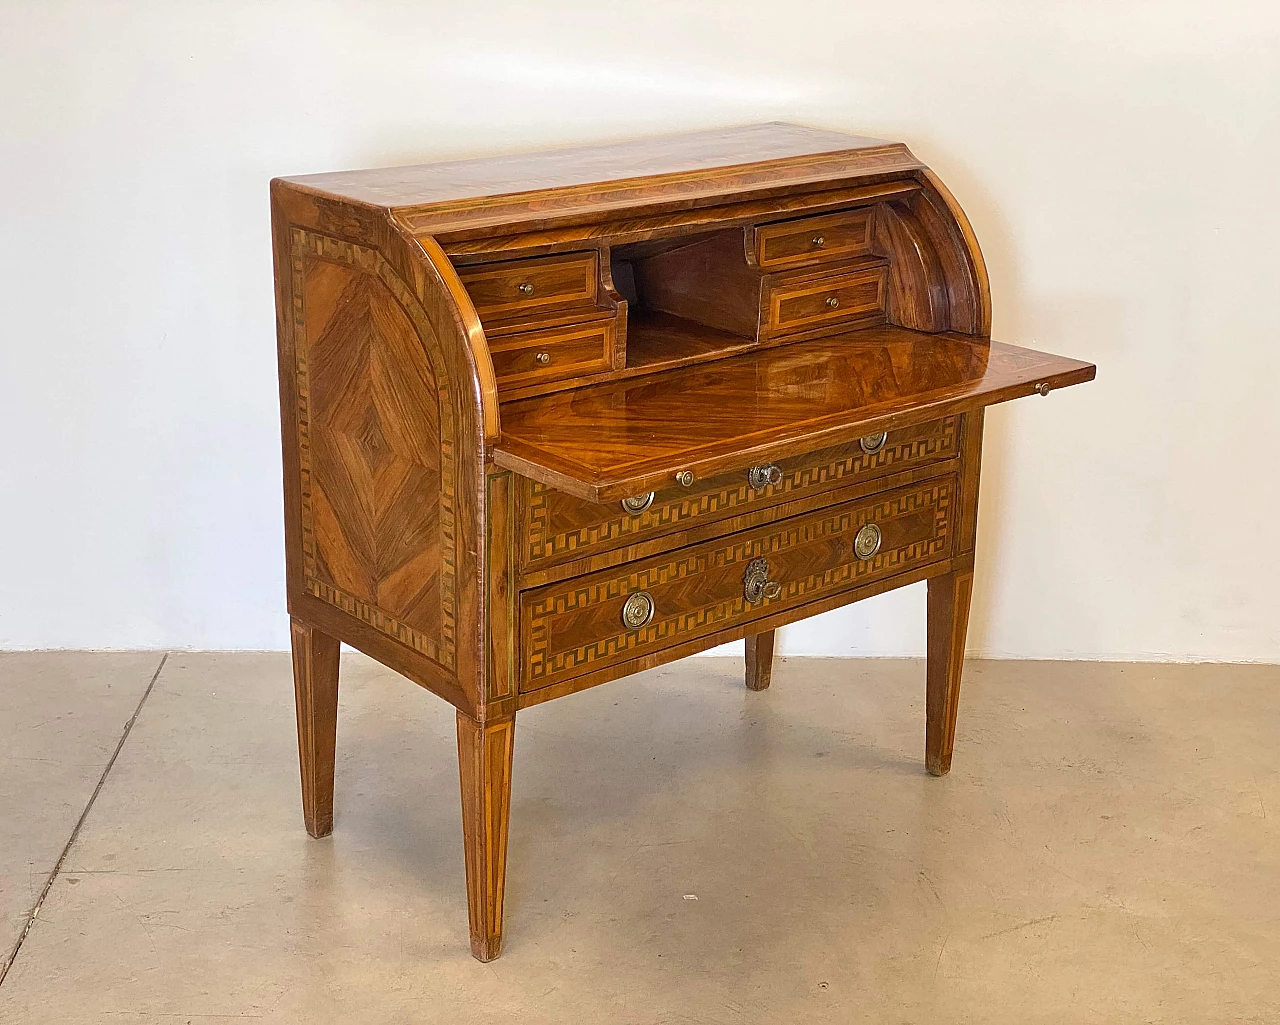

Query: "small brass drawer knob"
<box><xmin>1036</xmin><ymin>382</ymin><xmax>1052</xmax><ymax>396</ymax></box>
<box><xmin>811</xmin><ymin>235</ymin><xmax>825</xmax><ymax>248</ymax></box>
<box><xmin>620</xmin><ymin>492</ymin><xmax>655</xmax><ymax>515</ymax></box>
<box><xmin>826</xmin><ymin>296</ymin><xmax>840</xmax><ymax>309</ymax></box>
<box><xmin>674</xmin><ymin>469</ymin><xmax>694</xmax><ymax>487</ymax></box>
<box><xmin>747</xmin><ymin>463</ymin><xmax>783</xmax><ymax>490</ymax></box>
<box><xmin>535</xmin><ymin>351</ymin><xmax>551</xmax><ymax>365</ymax></box>
<box><xmin>859</xmin><ymin>431</ymin><xmax>888</xmax><ymax>454</ymax></box>
<box><xmin>743</xmin><ymin>557</ymin><xmax>783</xmax><ymax>605</ymax></box>
<box><xmin>517</xmin><ymin>282</ymin><xmax>535</xmax><ymax>295</ymax></box>
<box><xmin>853</xmin><ymin>522</ymin><xmax>882</xmax><ymax>561</ymax></box>
<box><xmin>621</xmin><ymin>591</ymin><xmax>656</xmax><ymax>629</ymax></box>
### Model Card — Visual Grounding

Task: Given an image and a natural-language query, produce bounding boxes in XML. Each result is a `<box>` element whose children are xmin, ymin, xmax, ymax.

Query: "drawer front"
<box><xmin>521</xmin><ymin>416</ymin><xmax>958</xmax><ymax>569</ymax></box>
<box><xmin>458</xmin><ymin>252</ymin><xmax>598</xmax><ymax>322</ymax></box>
<box><xmin>491</xmin><ymin>321</ymin><xmax>613</xmax><ymax>390</ymax></box>
<box><xmin>766</xmin><ymin>264</ymin><xmax>886</xmax><ymax>336</ymax></box>
<box><xmin>755</xmin><ymin>208</ymin><xmax>874</xmax><ymax>271</ymax></box>
<box><xmin>521</xmin><ymin>476</ymin><xmax>955</xmax><ymax>692</ymax></box>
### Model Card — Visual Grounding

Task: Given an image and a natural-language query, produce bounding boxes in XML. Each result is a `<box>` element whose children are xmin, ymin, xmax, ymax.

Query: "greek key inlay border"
<box><xmin>523</xmin><ymin>417</ymin><xmax>956</xmax><ymax>565</ymax></box>
<box><xmin>524</xmin><ymin>479</ymin><xmax>953</xmax><ymax>685</ymax></box>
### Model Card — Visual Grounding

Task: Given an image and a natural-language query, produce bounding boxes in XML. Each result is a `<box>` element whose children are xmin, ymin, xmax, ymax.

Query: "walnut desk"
<box><xmin>271</xmin><ymin>123</ymin><xmax>1095</xmax><ymax>961</ymax></box>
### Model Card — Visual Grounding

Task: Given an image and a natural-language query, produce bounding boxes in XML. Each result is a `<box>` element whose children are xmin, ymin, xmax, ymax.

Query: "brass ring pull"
<box><xmin>826</xmin><ymin>296</ymin><xmax>840</xmax><ymax>309</ymax></box>
<box><xmin>743</xmin><ymin>558</ymin><xmax>783</xmax><ymax>604</ymax></box>
<box><xmin>747</xmin><ymin>463</ymin><xmax>783</xmax><ymax>490</ymax></box>
<box><xmin>859</xmin><ymin>431</ymin><xmax>888</xmax><ymax>454</ymax></box>
<box><xmin>619</xmin><ymin>492</ymin><xmax>655</xmax><ymax>515</ymax></box>
<box><xmin>853</xmin><ymin>522</ymin><xmax>882</xmax><ymax>561</ymax></box>
<box><xmin>621</xmin><ymin>591</ymin><xmax>656</xmax><ymax>629</ymax></box>
<box><xmin>517</xmin><ymin>282</ymin><xmax>535</xmax><ymax>295</ymax></box>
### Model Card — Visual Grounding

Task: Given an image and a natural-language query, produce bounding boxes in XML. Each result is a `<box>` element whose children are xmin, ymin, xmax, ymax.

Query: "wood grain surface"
<box><xmin>745</xmin><ymin>631</ymin><xmax>776</xmax><ymax>691</ymax></box>
<box><xmin>519</xmin><ymin>417</ymin><xmax>957</xmax><ymax>572</ymax></box>
<box><xmin>495</xmin><ymin>329</ymin><xmax>1094</xmax><ymax>501</ymax></box>
<box><xmin>272</xmin><ymin>123</ymin><xmax>1094</xmax><ymax>961</ymax></box>
<box><xmin>280</xmin><ymin>123</ymin><xmax>909</xmax><ymax>220</ymax></box>
<box><xmin>520</xmin><ymin>476</ymin><xmax>954</xmax><ymax>694</ymax></box>
<box><xmin>290</xmin><ymin>618</ymin><xmax>341</xmax><ymax>838</ymax></box>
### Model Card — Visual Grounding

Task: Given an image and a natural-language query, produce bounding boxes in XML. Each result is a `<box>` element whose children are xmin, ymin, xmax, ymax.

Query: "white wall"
<box><xmin>2</xmin><ymin>1</ymin><xmax>1278</xmax><ymax>659</ymax></box>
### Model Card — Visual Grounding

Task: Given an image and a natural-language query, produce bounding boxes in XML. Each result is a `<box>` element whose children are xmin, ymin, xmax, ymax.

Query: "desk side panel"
<box><xmin>272</xmin><ymin>183</ymin><xmax>493</xmax><ymax>715</ymax></box>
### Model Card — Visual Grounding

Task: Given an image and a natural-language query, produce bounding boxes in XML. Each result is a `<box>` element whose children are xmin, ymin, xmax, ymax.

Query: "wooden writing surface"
<box><xmin>495</xmin><ymin>329</ymin><xmax>1094</xmax><ymax>501</ymax></box>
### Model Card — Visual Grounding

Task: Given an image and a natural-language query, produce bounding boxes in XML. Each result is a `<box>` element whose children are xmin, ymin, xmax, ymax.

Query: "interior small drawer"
<box><xmin>753</xmin><ymin>207</ymin><xmax>874</xmax><ymax>271</ymax></box>
<box><xmin>519</xmin><ymin>475</ymin><xmax>955</xmax><ymax>693</ymax></box>
<box><xmin>458</xmin><ymin>252</ymin><xmax>598</xmax><ymax>323</ymax></box>
<box><xmin>520</xmin><ymin>416</ymin><xmax>959</xmax><ymax>570</ymax></box>
<box><xmin>765</xmin><ymin>263</ymin><xmax>886</xmax><ymax>338</ymax></box>
<box><xmin>490</xmin><ymin>321</ymin><xmax>613</xmax><ymax>390</ymax></box>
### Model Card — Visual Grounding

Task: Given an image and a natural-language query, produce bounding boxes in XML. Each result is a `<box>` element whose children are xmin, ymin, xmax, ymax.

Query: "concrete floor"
<box><xmin>0</xmin><ymin>653</ymin><xmax>1277</xmax><ymax>1024</ymax></box>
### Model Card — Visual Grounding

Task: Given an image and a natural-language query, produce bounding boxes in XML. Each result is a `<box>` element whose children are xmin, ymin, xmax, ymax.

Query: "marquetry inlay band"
<box><xmin>523</xmin><ymin>478</ymin><xmax>954</xmax><ymax>687</ymax></box>
<box><xmin>524</xmin><ymin>418</ymin><xmax>957</xmax><ymax>565</ymax></box>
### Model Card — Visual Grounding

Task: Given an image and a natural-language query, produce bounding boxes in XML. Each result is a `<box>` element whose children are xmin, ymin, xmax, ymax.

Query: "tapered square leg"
<box><xmin>457</xmin><ymin>710</ymin><xmax>515</xmax><ymax>962</ymax></box>
<box><xmin>745</xmin><ymin>630</ymin><xmax>776</xmax><ymax>691</ymax></box>
<box><xmin>290</xmin><ymin>617</ymin><xmax>341</xmax><ymax>838</ymax></box>
<box><xmin>926</xmin><ymin>570</ymin><xmax>974</xmax><ymax>776</ymax></box>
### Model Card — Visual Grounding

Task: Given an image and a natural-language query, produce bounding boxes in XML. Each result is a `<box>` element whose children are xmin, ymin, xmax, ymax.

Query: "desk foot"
<box><xmin>457</xmin><ymin>711</ymin><xmax>515</xmax><ymax>962</ymax></box>
<box><xmin>744</xmin><ymin>631</ymin><xmax>776</xmax><ymax>690</ymax></box>
<box><xmin>290</xmin><ymin>618</ymin><xmax>341</xmax><ymax>838</ymax></box>
<box><xmin>926</xmin><ymin>569</ymin><xmax>973</xmax><ymax>777</ymax></box>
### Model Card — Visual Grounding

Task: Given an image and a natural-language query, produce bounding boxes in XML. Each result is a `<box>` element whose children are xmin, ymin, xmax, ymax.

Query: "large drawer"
<box><xmin>520</xmin><ymin>416</ymin><xmax>958</xmax><ymax>569</ymax></box>
<box><xmin>520</xmin><ymin>475</ymin><xmax>956</xmax><ymax>693</ymax></box>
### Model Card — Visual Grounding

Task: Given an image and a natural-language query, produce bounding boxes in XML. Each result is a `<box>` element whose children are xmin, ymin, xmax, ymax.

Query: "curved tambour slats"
<box><xmin>919</xmin><ymin>169</ymin><xmax>992</xmax><ymax>336</ymax></box>
<box><xmin>873</xmin><ymin>201</ymin><xmax>950</xmax><ymax>332</ymax></box>
<box><xmin>400</xmin><ymin>227</ymin><xmax>501</xmax><ymax>446</ymax></box>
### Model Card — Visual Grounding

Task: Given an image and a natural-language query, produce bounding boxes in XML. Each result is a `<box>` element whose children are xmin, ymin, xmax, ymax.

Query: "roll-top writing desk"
<box><xmin>271</xmin><ymin>123</ymin><xmax>1095</xmax><ymax>961</ymax></box>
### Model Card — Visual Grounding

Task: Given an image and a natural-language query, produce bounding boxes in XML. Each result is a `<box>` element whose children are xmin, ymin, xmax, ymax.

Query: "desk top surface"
<box><xmin>278</xmin><ymin>122</ymin><xmax>913</xmax><ymax>212</ymax></box>
<box><xmin>494</xmin><ymin>328</ymin><xmax>1095</xmax><ymax>501</ymax></box>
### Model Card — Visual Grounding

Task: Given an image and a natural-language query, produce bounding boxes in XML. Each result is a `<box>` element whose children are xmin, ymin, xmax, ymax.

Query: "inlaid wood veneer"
<box><xmin>272</xmin><ymin>122</ymin><xmax>1095</xmax><ymax>961</ymax></box>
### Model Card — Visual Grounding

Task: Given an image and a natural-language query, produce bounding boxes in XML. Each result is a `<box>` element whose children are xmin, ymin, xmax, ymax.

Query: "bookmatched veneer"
<box><xmin>272</xmin><ymin>123</ymin><xmax>1094</xmax><ymax>960</ymax></box>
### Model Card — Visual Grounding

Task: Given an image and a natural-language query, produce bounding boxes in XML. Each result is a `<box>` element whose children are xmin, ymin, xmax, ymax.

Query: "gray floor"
<box><xmin>1</xmin><ymin>652</ymin><xmax>1277</xmax><ymax>1024</ymax></box>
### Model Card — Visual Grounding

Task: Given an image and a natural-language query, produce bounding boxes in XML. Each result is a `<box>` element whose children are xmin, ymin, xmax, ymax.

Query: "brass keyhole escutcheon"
<box><xmin>854</xmin><ymin>522</ymin><xmax>882</xmax><ymax>561</ymax></box>
<box><xmin>743</xmin><ymin>558</ymin><xmax>783</xmax><ymax>604</ymax></box>
<box><xmin>619</xmin><ymin>492</ymin><xmax>655</xmax><ymax>515</ymax></box>
<box><xmin>517</xmin><ymin>282</ymin><xmax>534</xmax><ymax>295</ymax></box>
<box><xmin>621</xmin><ymin>591</ymin><xmax>655</xmax><ymax>629</ymax></box>
<box><xmin>747</xmin><ymin>463</ymin><xmax>783</xmax><ymax>490</ymax></box>
<box><xmin>859</xmin><ymin>432</ymin><xmax>888</xmax><ymax>454</ymax></box>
